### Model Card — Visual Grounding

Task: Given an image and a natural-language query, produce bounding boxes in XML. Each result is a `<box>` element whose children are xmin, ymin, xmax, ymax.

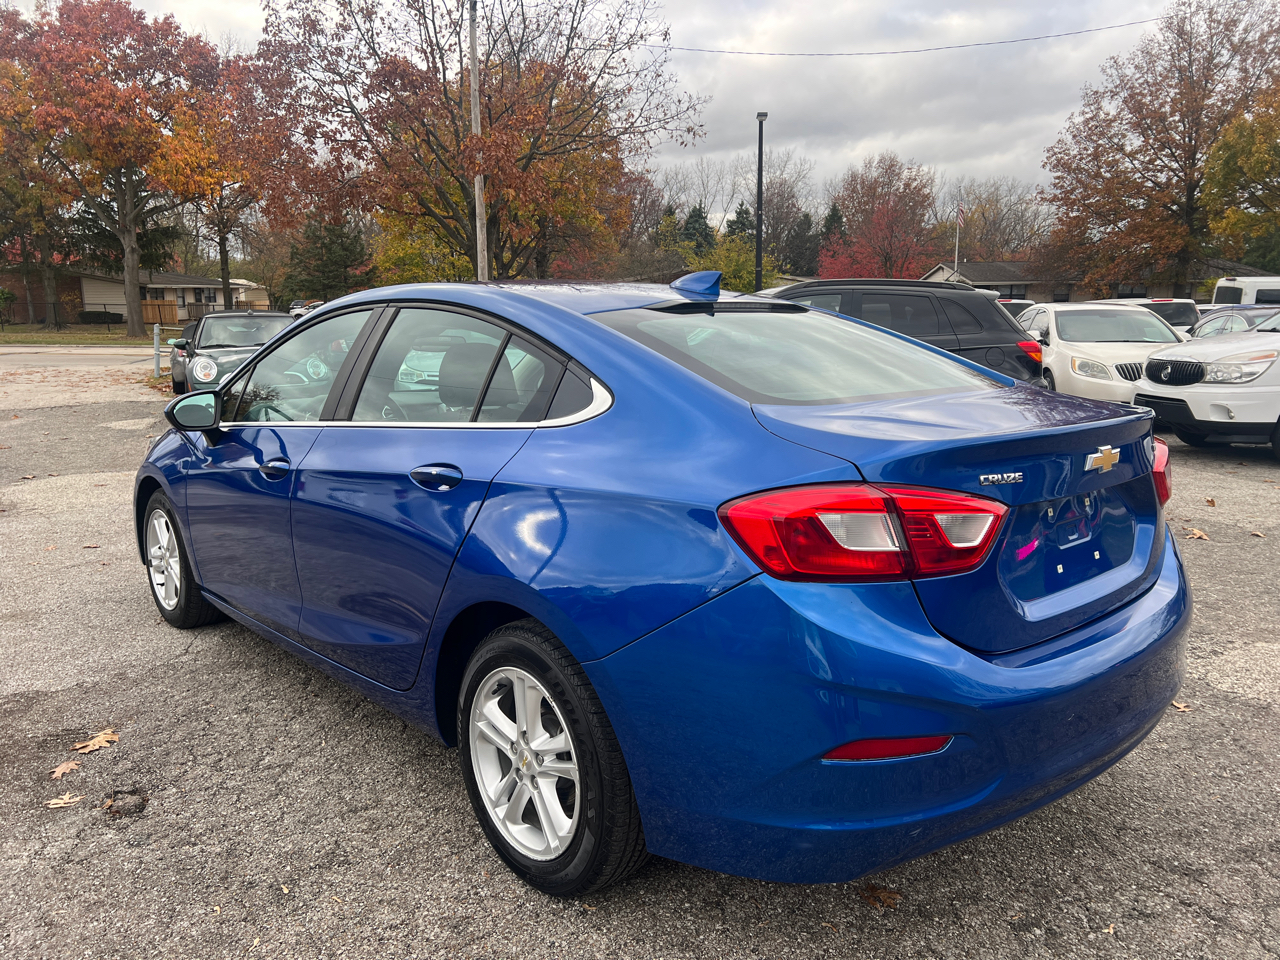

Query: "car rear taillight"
<box><xmin>1152</xmin><ymin>436</ymin><xmax>1171</xmax><ymax>506</ymax></box>
<box><xmin>719</xmin><ymin>484</ymin><xmax>1008</xmax><ymax>582</ymax></box>
<box><xmin>823</xmin><ymin>735</ymin><xmax>953</xmax><ymax>761</ymax></box>
<box><xmin>1017</xmin><ymin>341</ymin><xmax>1042</xmax><ymax>363</ymax></box>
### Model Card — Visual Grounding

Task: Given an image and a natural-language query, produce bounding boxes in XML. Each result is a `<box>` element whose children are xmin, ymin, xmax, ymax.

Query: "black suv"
<box><xmin>768</xmin><ymin>279</ymin><xmax>1046</xmax><ymax>384</ymax></box>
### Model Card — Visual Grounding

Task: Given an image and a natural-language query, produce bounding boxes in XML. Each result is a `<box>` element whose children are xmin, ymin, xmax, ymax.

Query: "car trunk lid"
<box><xmin>753</xmin><ymin>387</ymin><xmax>1163</xmax><ymax>654</ymax></box>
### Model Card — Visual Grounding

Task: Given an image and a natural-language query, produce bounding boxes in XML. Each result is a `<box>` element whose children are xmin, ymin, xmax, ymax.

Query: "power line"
<box><xmin>642</xmin><ymin>16</ymin><xmax>1164</xmax><ymax>58</ymax></box>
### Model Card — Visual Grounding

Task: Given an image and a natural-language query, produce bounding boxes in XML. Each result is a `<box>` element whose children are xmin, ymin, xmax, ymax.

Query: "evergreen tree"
<box><xmin>820</xmin><ymin>202</ymin><xmax>845</xmax><ymax>245</ymax></box>
<box><xmin>781</xmin><ymin>211</ymin><xmax>819</xmax><ymax>276</ymax></box>
<box><xmin>281</xmin><ymin>215</ymin><xmax>376</xmax><ymax>301</ymax></box>
<box><xmin>724</xmin><ymin>200</ymin><xmax>755</xmax><ymax>238</ymax></box>
<box><xmin>679</xmin><ymin>204</ymin><xmax>717</xmax><ymax>255</ymax></box>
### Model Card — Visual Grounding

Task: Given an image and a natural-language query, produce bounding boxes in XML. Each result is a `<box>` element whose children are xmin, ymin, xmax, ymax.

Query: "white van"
<box><xmin>1211</xmin><ymin>276</ymin><xmax>1280</xmax><ymax>305</ymax></box>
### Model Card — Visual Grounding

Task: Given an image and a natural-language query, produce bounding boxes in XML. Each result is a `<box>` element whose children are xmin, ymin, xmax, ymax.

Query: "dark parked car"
<box><xmin>768</xmin><ymin>279</ymin><xmax>1046</xmax><ymax>383</ymax></box>
<box><xmin>1187</xmin><ymin>304</ymin><xmax>1280</xmax><ymax>338</ymax></box>
<box><xmin>169</xmin><ymin>311</ymin><xmax>294</xmax><ymax>394</ymax></box>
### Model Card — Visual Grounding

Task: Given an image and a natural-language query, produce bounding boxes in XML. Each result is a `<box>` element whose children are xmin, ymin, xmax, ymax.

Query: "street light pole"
<box><xmin>470</xmin><ymin>0</ymin><xmax>488</xmax><ymax>281</ymax></box>
<box><xmin>755</xmin><ymin>112</ymin><xmax>767</xmax><ymax>292</ymax></box>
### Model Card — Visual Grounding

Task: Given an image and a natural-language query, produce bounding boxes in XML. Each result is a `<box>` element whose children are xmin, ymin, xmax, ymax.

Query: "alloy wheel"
<box><xmin>146</xmin><ymin>508</ymin><xmax>181</xmax><ymax>610</ymax></box>
<box><xmin>469</xmin><ymin>666</ymin><xmax>580</xmax><ymax>860</ymax></box>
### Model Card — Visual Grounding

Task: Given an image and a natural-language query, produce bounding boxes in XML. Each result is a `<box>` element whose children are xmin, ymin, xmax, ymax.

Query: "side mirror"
<box><xmin>1038</xmin><ymin>336</ymin><xmax>1049</xmax><ymax>346</ymax></box>
<box><xmin>165</xmin><ymin>390</ymin><xmax>220</xmax><ymax>431</ymax></box>
<box><xmin>170</xmin><ymin>338</ymin><xmax>189</xmax><ymax>349</ymax></box>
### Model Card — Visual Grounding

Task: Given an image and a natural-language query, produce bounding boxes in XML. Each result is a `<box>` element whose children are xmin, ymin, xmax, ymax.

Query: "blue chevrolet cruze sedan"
<box><xmin>136</xmin><ymin>273</ymin><xmax>1189</xmax><ymax>895</ymax></box>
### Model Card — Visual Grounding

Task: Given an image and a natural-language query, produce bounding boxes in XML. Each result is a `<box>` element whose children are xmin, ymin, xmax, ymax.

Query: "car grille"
<box><xmin>1144</xmin><ymin>359</ymin><xmax>1204</xmax><ymax>386</ymax></box>
<box><xmin>1114</xmin><ymin>362</ymin><xmax>1143</xmax><ymax>382</ymax></box>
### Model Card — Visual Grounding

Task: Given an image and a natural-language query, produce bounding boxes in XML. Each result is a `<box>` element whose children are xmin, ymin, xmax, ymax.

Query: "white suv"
<box><xmin>1132</xmin><ymin>316</ymin><xmax>1280</xmax><ymax>454</ymax></box>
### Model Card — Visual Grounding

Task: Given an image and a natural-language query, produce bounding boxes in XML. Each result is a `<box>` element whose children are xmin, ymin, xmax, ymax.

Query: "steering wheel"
<box><xmin>253</xmin><ymin>403</ymin><xmax>291</xmax><ymax>422</ymax></box>
<box><xmin>380</xmin><ymin>396</ymin><xmax>408</xmax><ymax>422</ymax></box>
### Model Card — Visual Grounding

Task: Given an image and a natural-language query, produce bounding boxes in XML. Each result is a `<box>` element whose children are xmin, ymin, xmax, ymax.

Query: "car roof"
<box><xmin>320</xmin><ymin>279</ymin><xmax>775</xmax><ymax>316</ymax></box>
<box><xmin>1047</xmin><ymin>302</ymin><xmax>1157</xmax><ymax>311</ymax></box>
<box><xmin>200</xmin><ymin>310</ymin><xmax>292</xmax><ymax>319</ymax></box>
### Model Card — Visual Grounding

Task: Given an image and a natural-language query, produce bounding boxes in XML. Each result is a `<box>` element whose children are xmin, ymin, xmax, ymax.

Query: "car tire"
<box><xmin>1173</xmin><ymin>428</ymin><xmax>1211</xmax><ymax>448</ymax></box>
<box><xmin>1043</xmin><ymin>369</ymin><xmax>1056</xmax><ymax>391</ymax></box>
<box><xmin>172</xmin><ymin>378</ymin><xmax>186</xmax><ymax>395</ymax></box>
<box><xmin>457</xmin><ymin>618</ymin><xmax>648</xmax><ymax>897</ymax></box>
<box><xmin>143</xmin><ymin>490</ymin><xmax>224</xmax><ymax>629</ymax></box>
<box><xmin>1271</xmin><ymin>421</ymin><xmax>1280</xmax><ymax>461</ymax></box>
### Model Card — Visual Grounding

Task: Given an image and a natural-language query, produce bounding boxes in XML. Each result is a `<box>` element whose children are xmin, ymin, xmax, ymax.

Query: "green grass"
<box><xmin>0</xmin><ymin>323</ymin><xmax>160</xmax><ymax>345</ymax></box>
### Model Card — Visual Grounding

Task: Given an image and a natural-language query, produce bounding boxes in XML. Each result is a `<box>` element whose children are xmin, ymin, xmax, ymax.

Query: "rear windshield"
<box><xmin>1056</xmin><ymin>309</ymin><xmax>1180</xmax><ymax>343</ymax></box>
<box><xmin>1214</xmin><ymin>285</ymin><xmax>1243</xmax><ymax>304</ymax></box>
<box><xmin>594</xmin><ymin>307</ymin><xmax>997</xmax><ymax>405</ymax></box>
<box><xmin>1144</xmin><ymin>301</ymin><xmax>1199</xmax><ymax>326</ymax></box>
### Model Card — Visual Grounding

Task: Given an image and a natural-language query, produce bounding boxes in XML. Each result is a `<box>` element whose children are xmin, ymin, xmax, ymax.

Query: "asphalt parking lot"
<box><xmin>1</xmin><ymin>353</ymin><xmax>1277</xmax><ymax>960</ymax></box>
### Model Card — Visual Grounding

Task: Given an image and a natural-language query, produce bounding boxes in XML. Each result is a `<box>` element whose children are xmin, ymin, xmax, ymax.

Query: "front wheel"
<box><xmin>458</xmin><ymin>619</ymin><xmax>648</xmax><ymax>896</ymax></box>
<box><xmin>1042</xmin><ymin>368</ymin><xmax>1056</xmax><ymax>391</ymax></box>
<box><xmin>171</xmin><ymin>378</ymin><xmax>186</xmax><ymax>395</ymax></box>
<box><xmin>143</xmin><ymin>491</ymin><xmax>223</xmax><ymax>628</ymax></box>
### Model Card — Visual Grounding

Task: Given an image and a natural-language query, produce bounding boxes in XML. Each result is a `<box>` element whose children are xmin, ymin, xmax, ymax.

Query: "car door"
<box><xmin>848</xmin><ymin>290</ymin><xmax>959</xmax><ymax>352</ymax></box>
<box><xmin>290</xmin><ymin>305</ymin><xmax>562</xmax><ymax>690</ymax></box>
<box><xmin>182</xmin><ymin>307</ymin><xmax>378</xmax><ymax>637</ymax></box>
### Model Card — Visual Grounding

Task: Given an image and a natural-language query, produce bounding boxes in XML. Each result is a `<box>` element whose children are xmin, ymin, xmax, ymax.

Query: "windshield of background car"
<box><xmin>1144</xmin><ymin>302</ymin><xmax>1199</xmax><ymax>326</ymax></box>
<box><xmin>198</xmin><ymin>316</ymin><xmax>291</xmax><ymax>349</ymax></box>
<box><xmin>594</xmin><ymin>307</ymin><xmax>997</xmax><ymax>405</ymax></box>
<box><xmin>1055</xmin><ymin>309</ymin><xmax>1180</xmax><ymax>343</ymax></box>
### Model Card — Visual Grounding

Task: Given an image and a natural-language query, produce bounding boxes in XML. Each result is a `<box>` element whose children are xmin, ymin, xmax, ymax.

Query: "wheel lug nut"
<box><xmin>535</xmin><ymin>754</ymin><xmax>543</xmax><ymax>764</ymax></box>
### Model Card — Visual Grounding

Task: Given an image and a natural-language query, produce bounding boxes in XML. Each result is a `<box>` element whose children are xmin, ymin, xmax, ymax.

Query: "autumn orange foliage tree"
<box><xmin>1040</xmin><ymin>0</ymin><xmax>1280</xmax><ymax>297</ymax></box>
<box><xmin>819</xmin><ymin>153</ymin><xmax>938</xmax><ymax>279</ymax></box>
<box><xmin>0</xmin><ymin>0</ymin><xmax>232</xmax><ymax>335</ymax></box>
<box><xmin>262</xmin><ymin>0</ymin><xmax>702</xmax><ymax>279</ymax></box>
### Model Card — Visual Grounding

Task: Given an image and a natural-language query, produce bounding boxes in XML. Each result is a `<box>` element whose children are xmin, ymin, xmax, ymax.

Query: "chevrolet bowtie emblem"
<box><xmin>1085</xmin><ymin>445</ymin><xmax>1121</xmax><ymax>473</ymax></box>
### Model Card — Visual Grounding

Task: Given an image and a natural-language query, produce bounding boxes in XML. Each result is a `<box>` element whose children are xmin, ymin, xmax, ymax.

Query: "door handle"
<box><xmin>259</xmin><ymin>458</ymin><xmax>291</xmax><ymax>480</ymax></box>
<box><xmin>410</xmin><ymin>464</ymin><xmax>464</xmax><ymax>491</ymax></box>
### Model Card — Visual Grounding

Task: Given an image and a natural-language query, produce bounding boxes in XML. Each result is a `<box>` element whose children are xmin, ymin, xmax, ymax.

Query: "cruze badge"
<box><xmin>980</xmin><ymin>472</ymin><xmax>1023</xmax><ymax>485</ymax></box>
<box><xmin>1085</xmin><ymin>445</ymin><xmax>1121</xmax><ymax>472</ymax></box>
<box><xmin>1159</xmin><ymin>364</ymin><xmax>1172</xmax><ymax>382</ymax></box>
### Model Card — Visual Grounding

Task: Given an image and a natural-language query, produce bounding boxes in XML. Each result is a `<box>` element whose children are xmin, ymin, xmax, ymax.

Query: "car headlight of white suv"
<box><xmin>1203</xmin><ymin>350</ymin><xmax>1278</xmax><ymax>383</ymax></box>
<box><xmin>191</xmin><ymin>357</ymin><xmax>219</xmax><ymax>383</ymax></box>
<box><xmin>1071</xmin><ymin>357</ymin><xmax>1112</xmax><ymax>380</ymax></box>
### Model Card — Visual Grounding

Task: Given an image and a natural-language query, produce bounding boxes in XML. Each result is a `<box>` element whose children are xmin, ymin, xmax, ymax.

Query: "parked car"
<box><xmin>1133</xmin><ymin>314</ymin><xmax>1280</xmax><ymax>451</ymax></box>
<box><xmin>1020</xmin><ymin>303</ymin><xmax>1185</xmax><ymax>402</ymax></box>
<box><xmin>1187</xmin><ymin>304</ymin><xmax>1280</xmax><ymax>338</ymax></box>
<box><xmin>1092</xmin><ymin>297</ymin><xmax>1199</xmax><ymax>330</ymax></box>
<box><xmin>139</xmin><ymin>273</ymin><xmax>1187</xmax><ymax>895</ymax></box>
<box><xmin>996</xmin><ymin>298</ymin><xmax>1035</xmax><ymax>319</ymax></box>
<box><xmin>291</xmin><ymin>299</ymin><xmax>326</xmax><ymax>320</ymax></box>
<box><xmin>168</xmin><ymin>310</ymin><xmax>293</xmax><ymax>394</ymax></box>
<box><xmin>767</xmin><ymin>279</ymin><xmax>1045</xmax><ymax>383</ymax></box>
<box><xmin>289</xmin><ymin>299</ymin><xmax>307</xmax><ymax>311</ymax></box>
<box><xmin>1210</xmin><ymin>276</ymin><xmax>1280</xmax><ymax>306</ymax></box>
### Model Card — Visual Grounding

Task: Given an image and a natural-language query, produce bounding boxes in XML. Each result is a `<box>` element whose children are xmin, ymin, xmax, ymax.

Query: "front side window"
<box><xmin>595</xmin><ymin>307</ymin><xmax>995</xmax><ymax>405</ymax></box>
<box><xmin>227</xmin><ymin>310</ymin><xmax>372</xmax><ymax>422</ymax></box>
<box><xmin>353</xmin><ymin>308</ymin><xmax>506</xmax><ymax>422</ymax></box>
<box><xmin>1195</xmin><ymin>317</ymin><xmax>1225</xmax><ymax>337</ymax></box>
<box><xmin>477</xmin><ymin>337</ymin><xmax>559</xmax><ymax>422</ymax></box>
<box><xmin>1055</xmin><ymin>309</ymin><xmax>1179</xmax><ymax>343</ymax></box>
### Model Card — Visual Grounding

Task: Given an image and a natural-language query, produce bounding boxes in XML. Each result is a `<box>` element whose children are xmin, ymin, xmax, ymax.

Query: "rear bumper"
<box><xmin>585</xmin><ymin>528</ymin><xmax>1190</xmax><ymax>883</ymax></box>
<box><xmin>1133</xmin><ymin>391</ymin><xmax>1276</xmax><ymax>440</ymax></box>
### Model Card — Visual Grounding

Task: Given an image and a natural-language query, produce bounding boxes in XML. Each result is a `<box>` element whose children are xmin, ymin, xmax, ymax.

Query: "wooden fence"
<box><xmin>141</xmin><ymin>300</ymin><xmax>179</xmax><ymax>325</ymax></box>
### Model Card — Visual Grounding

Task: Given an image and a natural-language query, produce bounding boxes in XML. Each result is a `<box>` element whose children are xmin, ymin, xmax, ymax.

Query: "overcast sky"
<box><xmin>18</xmin><ymin>0</ymin><xmax>1167</xmax><ymax>193</ymax></box>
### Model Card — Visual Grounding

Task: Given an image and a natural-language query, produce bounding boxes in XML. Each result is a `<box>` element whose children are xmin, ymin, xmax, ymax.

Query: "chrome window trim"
<box><xmin>216</xmin><ymin>378</ymin><xmax>613</xmax><ymax>430</ymax></box>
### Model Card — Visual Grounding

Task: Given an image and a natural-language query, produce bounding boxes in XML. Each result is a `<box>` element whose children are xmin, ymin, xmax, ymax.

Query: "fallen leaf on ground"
<box><xmin>50</xmin><ymin>761</ymin><xmax>80</xmax><ymax>780</ymax></box>
<box><xmin>1185</xmin><ymin>528</ymin><xmax>1210</xmax><ymax>541</ymax></box>
<box><xmin>822</xmin><ymin>922</ymin><xmax>841</xmax><ymax>933</ymax></box>
<box><xmin>1251</xmin><ymin>531</ymin><xmax>1266</xmax><ymax>538</ymax></box>
<box><xmin>858</xmin><ymin>883</ymin><xmax>902</xmax><ymax>911</ymax></box>
<box><xmin>1205</xmin><ymin>498</ymin><xmax>1217</xmax><ymax>507</ymax></box>
<box><xmin>45</xmin><ymin>792</ymin><xmax>84</xmax><ymax>809</ymax></box>
<box><xmin>19</xmin><ymin>474</ymin><xmax>33</xmax><ymax>479</ymax></box>
<box><xmin>82</xmin><ymin>544</ymin><xmax>100</xmax><ymax>549</ymax></box>
<box><xmin>1105</xmin><ymin>923</ymin><xmax>1116</xmax><ymax>934</ymax></box>
<box><xmin>1172</xmin><ymin>701</ymin><xmax>1192</xmax><ymax>713</ymax></box>
<box><xmin>213</xmin><ymin>906</ymin><xmax>220</xmax><ymax>915</ymax></box>
<box><xmin>72</xmin><ymin>729</ymin><xmax>119</xmax><ymax>754</ymax></box>
<box><xmin>281</xmin><ymin>885</ymin><xmax>289</xmax><ymax>893</ymax></box>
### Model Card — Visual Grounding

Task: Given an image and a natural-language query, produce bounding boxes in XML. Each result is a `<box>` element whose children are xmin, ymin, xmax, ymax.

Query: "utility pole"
<box><xmin>470</xmin><ymin>0</ymin><xmax>488</xmax><ymax>281</ymax></box>
<box><xmin>755</xmin><ymin>111</ymin><xmax>767</xmax><ymax>292</ymax></box>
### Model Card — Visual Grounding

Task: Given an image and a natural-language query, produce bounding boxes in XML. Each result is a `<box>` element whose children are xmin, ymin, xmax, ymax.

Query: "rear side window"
<box><xmin>594</xmin><ymin>307</ymin><xmax>995</xmax><ymax>405</ymax></box>
<box><xmin>1214</xmin><ymin>285</ymin><xmax>1243</xmax><ymax>304</ymax></box>
<box><xmin>547</xmin><ymin>368</ymin><xmax>593</xmax><ymax>420</ymax></box>
<box><xmin>1256</xmin><ymin>288</ymin><xmax>1280</xmax><ymax>304</ymax></box>
<box><xmin>939</xmin><ymin>298</ymin><xmax>984</xmax><ymax>334</ymax></box>
<box><xmin>857</xmin><ymin>293</ymin><xmax>940</xmax><ymax>337</ymax></box>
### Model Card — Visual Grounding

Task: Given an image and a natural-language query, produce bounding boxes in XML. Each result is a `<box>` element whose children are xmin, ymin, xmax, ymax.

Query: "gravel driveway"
<box><xmin>1</xmin><ymin>357</ymin><xmax>1277</xmax><ymax>960</ymax></box>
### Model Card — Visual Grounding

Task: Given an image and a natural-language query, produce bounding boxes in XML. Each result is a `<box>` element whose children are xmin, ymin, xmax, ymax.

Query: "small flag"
<box><xmin>957</xmin><ymin>199</ymin><xmax>966</xmax><ymax>230</ymax></box>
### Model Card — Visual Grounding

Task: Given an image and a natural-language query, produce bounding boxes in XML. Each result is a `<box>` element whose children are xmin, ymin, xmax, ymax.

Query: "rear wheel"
<box><xmin>458</xmin><ymin>619</ymin><xmax>648</xmax><ymax>896</ymax></box>
<box><xmin>143</xmin><ymin>490</ymin><xmax>223</xmax><ymax>628</ymax></box>
<box><xmin>1173</xmin><ymin>428</ymin><xmax>1211</xmax><ymax>448</ymax></box>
